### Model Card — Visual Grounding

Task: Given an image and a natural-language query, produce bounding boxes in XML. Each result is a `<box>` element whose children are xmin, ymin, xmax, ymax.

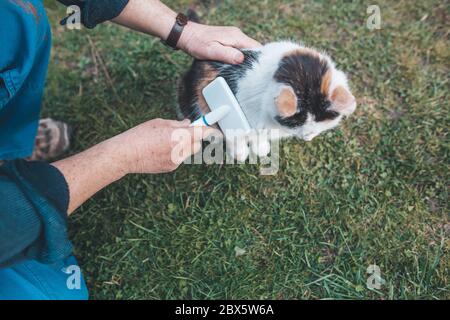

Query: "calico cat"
<box><xmin>178</xmin><ymin>41</ymin><xmax>356</xmax><ymax>161</ymax></box>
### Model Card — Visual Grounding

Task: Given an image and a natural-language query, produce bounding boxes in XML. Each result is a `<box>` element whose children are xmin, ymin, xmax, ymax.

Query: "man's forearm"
<box><xmin>52</xmin><ymin>137</ymin><xmax>126</xmax><ymax>215</ymax></box>
<box><xmin>112</xmin><ymin>0</ymin><xmax>176</xmax><ymax>41</ymax></box>
<box><xmin>111</xmin><ymin>0</ymin><xmax>261</xmax><ymax>64</ymax></box>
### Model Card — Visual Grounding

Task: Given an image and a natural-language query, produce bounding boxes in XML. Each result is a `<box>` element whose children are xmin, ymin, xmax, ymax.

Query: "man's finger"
<box><xmin>208</xmin><ymin>43</ymin><xmax>244</xmax><ymax>64</ymax></box>
<box><xmin>232</xmin><ymin>33</ymin><xmax>262</xmax><ymax>49</ymax></box>
<box><xmin>218</xmin><ymin>27</ymin><xmax>262</xmax><ymax>49</ymax></box>
<box><xmin>173</xmin><ymin>119</ymin><xmax>191</xmax><ymax>127</ymax></box>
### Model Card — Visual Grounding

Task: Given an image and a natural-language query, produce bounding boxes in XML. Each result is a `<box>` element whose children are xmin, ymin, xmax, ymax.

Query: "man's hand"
<box><xmin>114</xmin><ymin>118</ymin><xmax>214</xmax><ymax>174</ymax></box>
<box><xmin>178</xmin><ymin>22</ymin><xmax>262</xmax><ymax>64</ymax></box>
<box><xmin>53</xmin><ymin>118</ymin><xmax>216</xmax><ymax>214</ymax></box>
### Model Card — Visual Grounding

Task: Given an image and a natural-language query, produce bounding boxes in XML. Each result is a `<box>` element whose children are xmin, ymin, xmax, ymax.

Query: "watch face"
<box><xmin>176</xmin><ymin>13</ymin><xmax>189</xmax><ymax>26</ymax></box>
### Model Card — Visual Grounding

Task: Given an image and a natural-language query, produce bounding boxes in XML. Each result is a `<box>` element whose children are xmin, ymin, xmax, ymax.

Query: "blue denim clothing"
<box><xmin>0</xmin><ymin>160</ymin><xmax>72</xmax><ymax>268</ymax></box>
<box><xmin>57</xmin><ymin>0</ymin><xmax>129</xmax><ymax>29</ymax></box>
<box><xmin>0</xmin><ymin>0</ymin><xmax>51</xmax><ymax>160</ymax></box>
<box><xmin>0</xmin><ymin>0</ymin><xmax>130</xmax><ymax>300</ymax></box>
<box><xmin>0</xmin><ymin>1</ymin><xmax>85</xmax><ymax>300</ymax></box>
<box><xmin>0</xmin><ymin>255</ymin><xmax>88</xmax><ymax>300</ymax></box>
<box><xmin>0</xmin><ymin>0</ymin><xmax>130</xmax><ymax>160</ymax></box>
<box><xmin>0</xmin><ymin>159</ymin><xmax>88</xmax><ymax>300</ymax></box>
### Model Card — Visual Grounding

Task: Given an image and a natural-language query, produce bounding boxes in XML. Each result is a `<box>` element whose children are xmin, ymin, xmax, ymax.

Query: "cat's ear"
<box><xmin>330</xmin><ymin>86</ymin><xmax>356</xmax><ymax>116</ymax></box>
<box><xmin>275</xmin><ymin>85</ymin><xmax>297</xmax><ymax>118</ymax></box>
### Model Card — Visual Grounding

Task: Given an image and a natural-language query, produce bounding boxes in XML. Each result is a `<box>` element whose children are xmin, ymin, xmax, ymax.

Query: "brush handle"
<box><xmin>190</xmin><ymin>105</ymin><xmax>230</xmax><ymax>127</ymax></box>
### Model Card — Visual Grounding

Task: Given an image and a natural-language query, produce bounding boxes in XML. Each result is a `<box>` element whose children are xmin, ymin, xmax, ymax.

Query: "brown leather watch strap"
<box><xmin>165</xmin><ymin>13</ymin><xmax>189</xmax><ymax>50</ymax></box>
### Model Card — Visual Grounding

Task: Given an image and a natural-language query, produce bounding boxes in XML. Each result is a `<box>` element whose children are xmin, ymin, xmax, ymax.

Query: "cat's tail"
<box><xmin>175</xmin><ymin>9</ymin><xmax>203</xmax><ymax>121</ymax></box>
<box><xmin>186</xmin><ymin>8</ymin><xmax>201</xmax><ymax>23</ymax></box>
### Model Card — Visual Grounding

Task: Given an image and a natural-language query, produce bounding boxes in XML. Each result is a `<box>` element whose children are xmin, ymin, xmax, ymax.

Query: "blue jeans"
<box><xmin>0</xmin><ymin>1</ymin><xmax>88</xmax><ymax>299</ymax></box>
<box><xmin>0</xmin><ymin>0</ymin><xmax>51</xmax><ymax>160</ymax></box>
<box><xmin>0</xmin><ymin>256</ymin><xmax>88</xmax><ymax>300</ymax></box>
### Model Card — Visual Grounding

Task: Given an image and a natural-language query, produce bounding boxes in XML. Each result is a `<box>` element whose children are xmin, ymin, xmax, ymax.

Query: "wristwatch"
<box><xmin>164</xmin><ymin>13</ymin><xmax>189</xmax><ymax>50</ymax></box>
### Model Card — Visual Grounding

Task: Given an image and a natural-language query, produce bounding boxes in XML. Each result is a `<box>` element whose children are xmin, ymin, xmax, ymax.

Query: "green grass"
<box><xmin>41</xmin><ymin>0</ymin><xmax>448</xmax><ymax>299</ymax></box>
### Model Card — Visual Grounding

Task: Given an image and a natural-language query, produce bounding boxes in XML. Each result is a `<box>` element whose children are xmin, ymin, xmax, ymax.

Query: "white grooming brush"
<box><xmin>190</xmin><ymin>77</ymin><xmax>251</xmax><ymax>138</ymax></box>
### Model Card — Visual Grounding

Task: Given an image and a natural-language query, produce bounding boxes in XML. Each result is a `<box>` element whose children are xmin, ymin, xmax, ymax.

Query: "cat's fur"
<box><xmin>178</xmin><ymin>41</ymin><xmax>356</xmax><ymax>161</ymax></box>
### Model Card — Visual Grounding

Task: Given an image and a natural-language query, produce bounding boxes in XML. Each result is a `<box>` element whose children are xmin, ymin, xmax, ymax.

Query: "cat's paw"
<box><xmin>251</xmin><ymin>139</ymin><xmax>271</xmax><ymax>157</ymax></box>
<box><xmin>228</xmin><ymin>142</ymin><xmax>250</xmax><ymax>162</ymax></box>
<box><xmin>235</xmin><ymin>144</ymin><xmax>250</xmax><ymax>162</ymax></box>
